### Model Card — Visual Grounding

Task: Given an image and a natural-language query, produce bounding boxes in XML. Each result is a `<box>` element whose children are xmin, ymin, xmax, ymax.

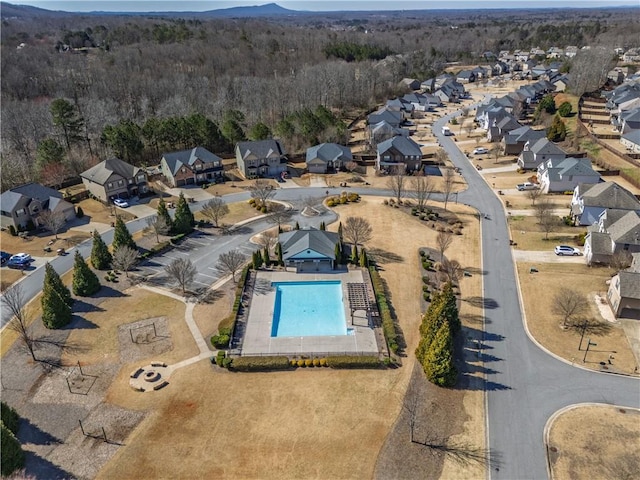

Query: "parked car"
<box><xmin>473</xmin><ymin>147</ymin><xmax>488</xmax><ymax>155</ymax></box>
<box><xmin>554</xmin><ymin>245</ymin><xmax>581</xmax><ymax>256</ymax></box>
<box><xmin>0</xmin><ymin>251</ymin><xmax>10</xmax><ymax>265</ymax></box>
<box><xmin>7</xmin><ymin>252</ymin><xmax>33</xmax><ymax>269</ymax></box>
<box><xmin>517</xmin><ymin>182</ymin><xmax>538</xmax><ymax>191</ymax></box>
<box><xmin>113</xmin><ymin>198</ymin><xmax>129</xmax><ymax>208</ymax></box>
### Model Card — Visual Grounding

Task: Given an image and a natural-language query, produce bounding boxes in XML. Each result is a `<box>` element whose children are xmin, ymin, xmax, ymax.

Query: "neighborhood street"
<box><xmin>434</xmin><ymin>114</ymin><xmax>640</xmax><ymax>480</ymax></box>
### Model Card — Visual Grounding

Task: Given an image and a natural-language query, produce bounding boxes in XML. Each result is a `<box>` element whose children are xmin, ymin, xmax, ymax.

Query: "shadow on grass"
<box><xmin>368</xmin><ymin>248</ymin><xmax>404</xmax><ymax>264</ymax></box>
<box><xmin>198</xmin><ymin>289</ymin><xmax>226</xmax><ymax>304</ymax></box>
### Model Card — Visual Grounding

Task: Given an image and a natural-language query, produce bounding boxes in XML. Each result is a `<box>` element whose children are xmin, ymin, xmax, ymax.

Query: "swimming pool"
<box><xmin>271</xmin><ymin>281</ymin><xmax>347</xmax><ymax>337</ymax></box>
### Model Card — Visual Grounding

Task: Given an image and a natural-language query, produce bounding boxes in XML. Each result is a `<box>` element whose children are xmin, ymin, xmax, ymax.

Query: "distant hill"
<box><xmin>0</xmin><ymin>1</ymin><xmax>74</xmax><ymax>18</ymax></box>
<box><xmin>202</xmin><ymin>3</ymin><xmax>299</xmax><ymax>17</ymax></box>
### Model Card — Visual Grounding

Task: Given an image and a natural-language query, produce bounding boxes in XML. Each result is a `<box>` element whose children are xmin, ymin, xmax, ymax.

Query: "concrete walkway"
<box><xmin>309</xmin><ymin>175</ymin><xmax>328</xmax><ymax>187</ymax></box>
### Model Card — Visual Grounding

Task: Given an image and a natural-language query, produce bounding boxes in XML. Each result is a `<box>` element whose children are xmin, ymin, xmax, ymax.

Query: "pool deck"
<box><xmin>241</xmin><ymin>270</ymin><xmax>380</xmax><ymax>357</ymax></box>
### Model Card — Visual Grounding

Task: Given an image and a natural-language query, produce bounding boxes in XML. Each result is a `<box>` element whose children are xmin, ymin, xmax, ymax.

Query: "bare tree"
<box><xmin>145</xmin><ymin>215</ymin><xmax>170</xmax><ymax>242</ymax></box>
<box><xmin>526</xmin><ymin>188</ymin><xmax>542</xmax><ymax>206</ymax></box>
<box><xmin>434</xmin><ymin>148</ymin><xmax>448</xmax><ymax>165</ymax></box>
<box><xmin>345</xmin><ymin>161</ymin><xmax>358</xmax><ymax>174</ymax></box>
<box><xmin>436</xmin><ymin>231</ymin><xmax>454</xmax><ymax>261</ymax></box>
<box><xmin>2</xmin><ymin>284</ymin><xmax>37</xmax><ymax>360</ymax></box>
<box><xmin>569</xmin><ymin>47</ymin><xmax>617</xmax><ymax>97</ymax></box>
<box><xmin>552</xmin><ymin>288</ymin><xmax>588</xmax><ymax>327</ymax></box>
<box><xmin>200</xmin><ymin>197</ymin><xmax>230</xmax><ymax>228</ymax></box>
<box><xmin>112</xmin><ymin>245</ymin><xmax>138</xmax><ymax>277</ymax></box>
<box><xmin>256</xmin><ymin>229</ymin><xmax>279</xmax><ymax>252</ymax></box>
<box><xmin>490</xmin><ymin>144</ymin><xmax>502</xmax><ymax>164</ymax></box>
<box><xmin>387</xmin><ymin>172</ymin><xmax>406</xmax><ymax>203</ymax></box>
<box><xmin>343</xmin><ymin>216</ymin><xmax>373</xmax><ymax>249</ymax></box>
<box><xmin>248</xmin><ymin>179</ymin><xmax>276</xmax><ymax>208</ymax></box>
<box><xmin>164</xmin><ymin>258</ymin><xmax>197</xmax><ymax>295</ymax></box>
<box><xmin>610</xmin><ymin>250</ymin><xmax>633</xmax><ymax>271</ymax></box>
<box><xmin>39</xmin><ymin>210</ymin><xmax>66</xmax><ymax>239</ymax></box>
<box><xmin>410</xmin><ymin>175</ymin><xmax>434</xmax><ymax>212</ymax></box>
<box><xmin>442</xmin><ymin>168</ymin><xmax>456</xmax><ymax>211</ymax></box>
<box><xmin>534</xmin><ymin>199</ymin><xmax>560</xmax><ymax>240</ymax></box>
<box><xmin>216</xmin><ymin>250</ymin><xmax>247</xmax><ymax>283</ymax></box>
<box><xmin>442</xmin><ymin>258</ymin><xmax>463</xmax><ymax>284</ymax></box>
<box><xmin>267</xmin><ymin>202</ymin><xmax>293</xmax><ymax>231</ymax></box>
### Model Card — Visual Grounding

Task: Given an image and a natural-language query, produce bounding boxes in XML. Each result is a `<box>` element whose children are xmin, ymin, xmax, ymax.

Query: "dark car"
<box><xmin>7</xmin><ymin>252</ymin><xmax>33</xmax><ymax>269</ymax></box>
<box><xmin>0</xmin><ymin>251</ymin><xmax>10</xmax><ymax>265</ymax></box>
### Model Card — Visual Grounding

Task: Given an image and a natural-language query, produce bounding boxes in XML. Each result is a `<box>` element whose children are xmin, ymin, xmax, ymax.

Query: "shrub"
<box><xmin>297</xmin><ymin>359</ymin><xmax>306</xmax><ymax>367</ymax></box>
<box><xmin>261</xmin><ymin>206</ymin><xmax>267</xmax><ymax>213</ymax></box>
<box><xmin>170</xmin><ymin>233</ymin><xmax>186</xmax><ymax>244</ymax></box>
<box><xmin>76</xmin><ymin>206</ymin><xmax>84</xmax><ymax>218</ymax></box>
<box><xmin>305</xmin><ymin>359</ymin><xmax>313</xmax><ymax>367</ymax></box>
<box><xmin>422</xmin><ymin>285</ymin><xmax>430</xmax><ymax>292</ymax></box>
<box><xmin>326</xmin><ymin>355</ymin><xmax>381</xmax><ymax>369</ymax></box>
<box><xmin>419</xmin><ymin>250</ymin><xmax>426</xmax><ymax>257</ymax></box>
<box><xmin>312</xmin><ymin>358</ymin><xmax>320</xmax><ymax>367</ymax></box>
<box><xmin>290</xmin><ymin>360</ymin><xmax>298</xmax><ymax>367</ymax></box>
<box><xmin>423</xmin><ymin>292</ymin><xmax>431</xmax><ymax>301</ymax></box>
<box><xmin>222</xmin><ymin>357</ymin><xmax>233</xmax><ymax>368</ymax></box>
<box><xmin>383</xmin><ymin>199</ymin><xmax>389</xmax><ymax>205</ymax></box>
<box><xmin>249</xmin><ymin>198</ymin><xmax>256</xmax><ymax>205</ymax></box>
<box><xmin>8</xmin><ymin>225</ymin><xmax>17</xmax><ymax>236</ymax></box>
<box><xmin>576</xmin><ymin>232</ymin><xmax>587</xmax><ymax>246</ymax></box>
<box><xmin>434</xmin><ymin>262</ymin><xmax>443</xmax><ymax>271</ymax></box>
<box><xmin>558</xmin><ymin>101</ymin><xmax>572</xmax><ymax>117</ymax></box>
<box><xmin>422</xmin><ymin>276</ymin><xmax>430</xmax><ymax>284</ymax></box>
<box><xmin>319</xmin><ymin>358</ymin><xmax>328</xmax><ymax>367</ymax></box>
<box><xmin>230</xmin><ymin>356</ymin><xmax>291</xmax><ymax>372</ymax></box>
<box><xmin>423</xmin><ymin>260</ymin><xmax>433</xmax><ymax>270</ymax></box>
<box><xmin>327</xmin><ymin>199</ymin><xmax>336</xmax><ymax>207</ymax></box>
<box><xmin>369</xmin><ymin>266</ymin><xmax>398</xmax><ymax>353</ymax></box>
<box><xmin>347</xmin><ymin>193</ymin><xmax>359</xmax><ymax>202</ymax></box>
<box><xmin>211</xmin><ymin>334</ymin><xmax>230</xmax><ymax>349</ymax></box>
<box><xmin>215</xmin><ymin>350</ymin><xmax>226</xmax><ymax>366</ymax></box>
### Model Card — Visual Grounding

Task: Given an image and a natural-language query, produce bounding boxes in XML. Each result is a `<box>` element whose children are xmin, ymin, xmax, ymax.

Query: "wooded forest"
<box><xmin>1</xmin><ymin>5</ymin><xmax>638</xmax><ymax>190</ymax></box>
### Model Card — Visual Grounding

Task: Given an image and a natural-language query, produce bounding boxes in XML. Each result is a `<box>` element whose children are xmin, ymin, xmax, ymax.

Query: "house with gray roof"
<box><xmin>607</xmin><ymin>253</ymin><xmax>640</xmax><ymax>318</ymax></box>
<box><xmin>537</xmin><ymin>157</ymin><xmax>601</xmax><ymax>194</ymax></box>
<box><xmin>81</xmin><ymin>157</ymin><xmax>148</xmax><ymax>203</ymax></box>
<box><xmin>306</xmin><ymin>143</ymin><xmax>352</xmax><ymax>174</ymax></box>
<box><xmin>367</xmin><ymin>108</ymin><xmax>403</xmax><ymax>129</ymax></box>
<box><xmin>621</xmin><ymin>129</ymin><xmax>640</xmax><ymax>153</ymax></box>
<box><xmin>584</xmin><ymin>210</ymin><xmax>640</xmax><ymax>266</ymax></box>
<box><xmin>571</xmin><ymin>181</ymin><xmax>640</xmax><ymax>226</ymax></box>
<box><xmin>376</xmin><ymin>136</ymin><xmax>422</xmax><ymax>173</ymax></box>
<box><xmin>235</xmin><ymin>140</ymin><xmax>287</xmax><ymax>179</ymax></box>
<box><xmin>517</xmin><ymin>137</ymin><xmax>566</xmax><ymax>170</ymax></box>
<box><xmin>619</xmin><ymin>107</ymin><xmax>640</xmax><ymax>133</ymax></box>
<box><xmin>279</xmin><ymin>228</ymin><xmax>340</xmax><ymax>273</ymax></box>
<box><xmin>456</xmin><ymin>70</ymin><xmax>476</xmax><ymax>84</ymax></box>
<box><xmin>502</xmin><ymin>126</ymin><xmax>546</xmax><ymax>155</ymax></box>
<box><xmin>0</xmin><ymin>183</ymin><xmax>75</xmax><ymax>230</ymax></box>
<box><xmin>160</xmin><ymin>147</ymin><xmax>223</xmax><ymax>187</ymax></box>
<box><xmin>368</xmin><ymin>121</ymin><xmax>409</xmax><ymax>146</ymax></box>
<box><xmin>488</xmin><ymin>115</ymin><xmax>521</xmax><ymax>142</ymax></box>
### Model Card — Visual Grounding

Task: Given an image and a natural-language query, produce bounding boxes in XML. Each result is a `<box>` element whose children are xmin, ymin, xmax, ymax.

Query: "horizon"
<box><xmin>7</xmin><ymin>0</ymin><xmax>640</xmax><ymax>13</ymax></box>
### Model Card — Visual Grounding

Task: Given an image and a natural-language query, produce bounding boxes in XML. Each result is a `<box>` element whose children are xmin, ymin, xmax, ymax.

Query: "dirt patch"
<box><xmin>548</xmin><ymin>405</ymin><xmax>640</xmax><ymax>480</ymax></box>
<box><xmin>517</xmin><ymin>262</ymin><xmax>637</xmax><ymax>374</ymax></box>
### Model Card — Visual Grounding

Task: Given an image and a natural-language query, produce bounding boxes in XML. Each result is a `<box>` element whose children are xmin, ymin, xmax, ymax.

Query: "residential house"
<box><xmin>385</xmin><ymin>98</ymin><xmax>413</xmax><ymax>119</ymax></box>
<box><xmin>402</xmin><ymin>92</ymin><xmax>440</xmax><ymax>111</ymax></box>
<box><xmin>536</xmin><ymin>157</ymin><xmax>601</xmax><ymax>194</ymax></box>
<box><xmin>502</xmin><ymin>126</ymin><xmax>546</xmax><ymax>155</ymax></box>
<box><xmin>434</xmin><ymin>79</ymin><xmax>466</xmax><ymax>103</ymax></box>
<box><xmin>472</xmin><ymin>66</ymin><xmax>488</xmax><ymax>79</ymax></box>
<box><xmin>619</xmin><ymin>108</ymin><xmax>640</xmax><ymax>133</ymax></box>
<box><xmin>584</xmin><ymin>210</ymin><xmax>640</xmax><ymax>266</ymax></box>
<box><xmin>279</xmin><ymin>228</ymin><xmax>340</xmax><ymax>273</ymax></box>
<box><xmin>564</xmin><ymin>46</ymin><xmax>578</xmax><ymax>58</ymax></box>
<box><xmin>367</xmin><ymin>108</ymin><xmax>403</xmax><ymax>129</ymax></box>
<box><xmin>571</xmin><ymin>181</ymin><xmax>640</xmax><ymax>226</ymax></box>
<box><xmin>607</xmin><ymin>253</ymin><xmax>640</xmax><ymax>318</ymax></box>
<box><xmin>305</xmin><ymin>143</ymin><xmax>352</xmax><ymax>174</ymax></box>
<box><xmin>0</xmin><ymin>183</ymin><xmax>75</xmax><ymax>230</ymax></box>
<box><xmin>621</xmin><ymin>130</ymin><xmax>640</xmax><ymax>153</ymax></box>
<box><xmin>487</xmin><ymin>115</ymin><xmax>521</xmax><ymax>142</ymax></box>
<box><xmin>517</xmin><ymin>137</ymin><xmax>566</xmax><ymax>170</ymax></box>
<box><xmin>235</xmin><ymin>140</ymin><xmax>287</xmax><ymax>179</ymax></box>
<box><xmin>456</xmin><ymin>70</ymin><xmax>476</xmax><ymax>84</ymax></box>
<box><xmin>81</xmin><ymin>157</ymin><xmax>148</xmax><ymax>203</ymax></box>
<box><xmin>376</xmin><ymin>136</ymin><xmax>422</xmax><ymax>173</ymax></box>
<box><xmin>398</xmin><ymin>78</ymin><xmax>421</xmax><ymax>91</ymax></box>
<box><xmin>368</xmin><ymin>120</ymin><xmax>409</xmax><ymax>146</ymax></box>
<box><xmin>160</xmin><ymin>147</ymin><xmax>223</xmax><ymax>187</ymax></box>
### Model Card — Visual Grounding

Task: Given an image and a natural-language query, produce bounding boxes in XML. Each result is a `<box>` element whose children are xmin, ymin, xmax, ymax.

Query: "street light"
<box><xmin>583</xmin><ymin>338</ymin><xmax>597</xmax><ymax>363</ymax></box>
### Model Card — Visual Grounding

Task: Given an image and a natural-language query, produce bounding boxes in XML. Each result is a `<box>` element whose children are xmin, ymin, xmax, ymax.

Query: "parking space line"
<box><xmin>192</xmin><ymin>280</ymin><xmax>210</xmax><ymax>287</ymax></box>
<box><xmin>197</xmin><ymin>272</ymin><xmax>218</xmax><ymax>279</ymax></box>
<box><xmin>186</xmin><ymin>239</ymin><xmax>209</xmax><ymax>247</ymax></box>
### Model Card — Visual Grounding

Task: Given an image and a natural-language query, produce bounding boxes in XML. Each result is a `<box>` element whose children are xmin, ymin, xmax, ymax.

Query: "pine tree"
<box><xmin>350</xmin><ymin>244</ymin><xmax>358</xmax><ymax>264</ymax></box>
<box><xmin>157</xmin><ymin>197</ymin><xmax>173</xmax><ymax>231</ymax></box>
<box><xmin>112</xmin><ymin>216</ymin><xmax>137</xmax><ymax>252</ymax></box>
<box><xmin>359</xmin><ymin>248</ymin><xmax>368</xmax><ymax>267</ymax></box>
<box><xmin>547</xmin><ymin>114</ymin><xmax>567</xmax><ymax>142</ymax></box>
<box><xmin>252</xmin><ymin>251</ymin><xmax>263</xmax><ymax>269</ymax></box>
<box><xmin>41</xmin><ymin>263</ymin><xmax>72</xmax><ymax>328</ymax></box>
<box><xmin>423</xmin><ymin>322</ymin><xmax>457</xmax><ymax>387</ymax></box>
<box><xmin>1</xmin><ymin>423</ymin><xmax>25</xmax><ymax>476</ymax></box>
<box><xmin>334</xmin><ymin>242</ymin><xmax>342</xmax><ymax>265</ymax></box>
<box><xmin>173</xmin><ymin>192</ymin><xmax>195</xmax><ymax>234</ymax></box>
<box><xmin>319</xmin><ymin>221</ymin><xmax>326</xmax><ymax>230</ymax></box>
<box><xmin>338</xmin><ymin>222</ymin><xmax>343</xmax><ymax>241</ymax></box>
<box><xmin>276</xmin><ymin>242</ymin><xmax>283</xmax><ymax>266</ymax></box>
<box><xmin>295</xmin><ymin>221</ymin><xmax>300</xmax><ymax>230</ymax></box>
<box><xmin>263</xmin><ymin>246</ymin><xmax>270</xmax><ymax>266</ymax></box>
<box><xmin>441</xmin><ymin>282</ymin><xmax>461</xmax><ymax>334</ymax></box>
<box><xmin>72</xmin><ymin>251</ymin><xmax>101</xmax><ymax>296</ymax></box>
<box><xmin>90</xmin><ymin>229</ymin><xmax>112</xmax><ymax>270</ymax></box>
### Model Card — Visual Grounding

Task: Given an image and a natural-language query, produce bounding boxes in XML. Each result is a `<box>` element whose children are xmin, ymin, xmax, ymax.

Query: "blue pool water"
<box><xmin>271</xmin><ymin>281</ymin><xmax>347</xmax><ymax>337</ymax></box>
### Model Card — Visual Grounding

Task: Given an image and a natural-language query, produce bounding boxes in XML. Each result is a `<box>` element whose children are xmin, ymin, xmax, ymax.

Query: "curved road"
<box><xmin>2</xmin><ymin>120</ymin><xmax>638</xmax><ymax>479</ymax></box>
<box><xmin>433</xmin><ymin>113</ymin><xmax>639</xmax><ymax>479</ymax></box>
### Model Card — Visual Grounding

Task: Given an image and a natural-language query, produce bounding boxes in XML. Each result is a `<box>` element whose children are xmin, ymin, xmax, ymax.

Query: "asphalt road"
<box><xmin>434</xmin><ymin>113</ymin><xmax>640</xmax><ymax>479</ymax></box>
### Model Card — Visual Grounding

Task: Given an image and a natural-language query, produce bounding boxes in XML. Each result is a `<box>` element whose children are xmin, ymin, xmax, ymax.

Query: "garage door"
<box><xmin>185</xmin><ymin>178</ymin><xmax>195</xmax><ymax>185</ymax></box>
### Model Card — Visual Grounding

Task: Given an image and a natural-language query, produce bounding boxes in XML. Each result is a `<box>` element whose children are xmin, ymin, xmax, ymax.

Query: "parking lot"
<box><xmin>136</xmin><ymin>228</ymin><xmax>258</xmax><ymax>293</ymax></box>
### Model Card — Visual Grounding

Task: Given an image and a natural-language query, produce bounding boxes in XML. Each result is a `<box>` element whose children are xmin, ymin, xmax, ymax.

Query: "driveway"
<box><xmin>512</xmin><ymin>250</ymin><xmax>585</xmax><ymax>263</ymax></box>
<box><xmin>166</xmin><ymin>186</ymin><xmax>215</xmax><ymax>202</ymax></box>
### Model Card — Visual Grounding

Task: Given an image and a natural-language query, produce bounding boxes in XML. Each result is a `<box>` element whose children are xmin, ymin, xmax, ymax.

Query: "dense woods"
<box><xmin>1</xmin><ymin>5</ymin><xmax>638</xmax><ymax>190</ymax></box>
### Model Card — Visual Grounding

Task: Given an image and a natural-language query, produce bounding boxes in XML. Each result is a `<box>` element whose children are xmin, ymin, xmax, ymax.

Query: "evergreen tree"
<box><xmin>319</xmin><ymin>221</ymin><xmax>326</xmax><ymax>230</ymax></box>
<box><xmin>276</xmin><ymin>242</ymin><xmax>283</xmax><ymax>266</ymax></box>
<box><xmin>157</xmin><ymin>197</ymin><xmax>173</xmax><ymax>231</ymax></box>
<box><xmin>72</xmin><ymin>251</ymin><xmax>101</xmax><ymax>296</ymax></box>
<box><xmin>423</xmin><ymin>322</ymin><xmax>457</xmax><ymax>387</ymax></box>
<box><xmin>359</xmin><ymin>248</ymin><xmax>368</xmax><ymax>268</ymax></box>
<box><xmin>334</xmin><ymin>242</ymin><xmax>342</xmax><ymax>265</ymax></box>
<box><xmin>252</xmin><ymin>251</ymin><xmax>262</xmax><ymax>269</ymax></box>
<box><xmin>1</xmin><ymin>423</ymin><xmax>25</xmax><ymax>476</ymax></box>
<box><xmin>112</xmin><ymin>216</ymin><xmax>137</xmax><ymax>252</ymax></box>
<box><xmin>338</xmin><ymin>222</ymin><xmax>343</xmax><ymax>241</ymax></box>
<box><xmin>350</xmin><ymin>244</ymin><xmax>358</xmax><ymax>264</ymax></box>
<box><xmin>173</xmin><ymin>192</ymin><xmax>195</xmax><ymax>234</ymax></box>
<box><xmin>547</xmin><ymin>114</ymin><xmax>567</xmax><ymax>142</ymax></box>
<box><xmin>90</xmin><ymin>229</ymin><xmax>112</xmax><ymax>270</ymax></box>
<box><xmin>295</xmin><ymin>221</ymin><xmax>300</xmax><ymax>230</ymax></box>
<box><xmin>41</xmin><ymin>264</ymin><xmax>72</xmax><ymax>329</ymax></box>
<box><xmin>263</xmin><ymin>246</ymin><xmax>270</xmax><ymax>266</ymax></box>
<box><xmin>441</xmin><ymin>282</ymin><xmax>461</xmax><ymax>334</ymax></box>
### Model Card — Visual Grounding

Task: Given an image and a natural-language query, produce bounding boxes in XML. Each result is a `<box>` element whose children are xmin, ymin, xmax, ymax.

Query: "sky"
<box><xmin>9</xmin><ymin>0</ymin><xmax>640</xmax><ymax>12</ymax></box>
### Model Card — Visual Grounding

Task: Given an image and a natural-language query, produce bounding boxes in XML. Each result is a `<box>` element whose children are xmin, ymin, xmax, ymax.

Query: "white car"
<box><xmin>554</xmin><ymin>245</ymin><xmax>581</xmax><ymax>256</ymax></box>
<box><xmin>113</xmin><ymin>198</ymin><xmax>129</xmax><ymax>208</ymax></box>
<box><xmin>472</xmin><ymin>147</ymin><xmax>488</xmax><ymax>155</ymax></box>
<box><xmin>516</xmin><ymin>182</ymin><xmax>538</xmax><ymax>191</ymax></box>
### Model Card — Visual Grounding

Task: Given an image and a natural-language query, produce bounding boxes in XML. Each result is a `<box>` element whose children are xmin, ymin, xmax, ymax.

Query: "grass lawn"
<box><xmin>0</xmin><ymin>230</ymin><xmax>91</xmax><ymax>260</ymax></box>
<box><xmin>0</xmin><ymin>268</ymin><xmax>26</xmax><ymax>291</ymax></box>
<box><xmin>509</xmin><ymin>214</ymin><xmax>581</xmax><ymax>251</ymax></box>
<box><xmin>76</xmin><ymin>198</ymin><xmax>136</xmax><ymax>224</ymax></box>
<box><xmin>517</xmin><ymin>262</ymin><xmax>637</xmax><ymax>374</ymax></box>
<box><xmin>548</xmin><ymin>405</ymin><xmax>640</xmax><ymax>479</ymax></box>
<box><xmin>194</xmin><ymin>200</ymin><xmax>259</xmax><ymax>226</ymax></box>
<box><xmin>98</xmin><ymin>197</ymin><xmax>485</xmax><ymax>480</ymax></box>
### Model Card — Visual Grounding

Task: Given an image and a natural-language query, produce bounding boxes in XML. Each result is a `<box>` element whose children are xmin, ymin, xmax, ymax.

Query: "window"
<box><xmin>129</xmin><ymin>179</ymin><xmax>133</xmax><ymax>184</ymax></box>
<box><xmin>108</xmin><ymin>182</ymin><xmax>113</xmax><ymax>189</ymax></box>
<box><xmin>195</xmin><ymin>163</ymin><xmax>202</xmax><ymax>170</ymax></box>
<box><xmin>16</xmin><ymin>208</ymin><xmax>25</xmax><ymax>216</ymax></box>
<box><xmin>118</xmin><ymin>180</ymin><xmax>124</xmax><ymax>186</ymax></box>
<box><xmin>138</xmin><ymin>174</ymin><xmax>145</xmax><ymax>181</ymax></box>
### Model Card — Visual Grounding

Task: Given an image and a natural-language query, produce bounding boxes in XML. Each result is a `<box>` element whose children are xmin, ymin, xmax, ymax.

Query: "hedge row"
<box><xmin>1</xmin><ymin>402</ymin><xmax>19</xmax><ymax>435</ymax></box>
<box><xmin>215</xmin><ymin>265</ymin><xmax>251</xmax><ymax>346</ymax></box>
<box><xmin>368</xmin><ymin>266</ymin><xmax>398</xmax><ymax>353</ymax></box>
<box><xmin>326</xmin><ymin>355</ymin><xmax>381</xmax><ymax>369</ymax></box>
<box><xmin>139</xmin><ymin>241</ymin><xmax>171</xmax><ymax>260</ymax></box>
<box><xmin>230</xmin><ymin>356</ymin><xmax>291</xmax><ymax>372</ymax></box>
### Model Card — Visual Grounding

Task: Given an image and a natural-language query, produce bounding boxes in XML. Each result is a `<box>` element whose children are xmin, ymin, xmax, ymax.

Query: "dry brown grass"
<box><xmin>0</xmin><ymin>230</ymin><xmax>91</xmax><ymax>259</ymax></box>
<box><xmin>194</xmin><ymin>200</ymin><xmax>259</xmax><ymax>226</ymax></box>
<box><xmin>77</xmin><ymin>198</ymin><xmax>136</xmax><ymax>223</ymax></box>
<box><xmin>97</xmin><ymin>197</ymin><xmax>485</xmax><ymax>480</ymax></box>
<box><xmin>517</xmin><ymin>262</ymin><xmax>637</xmax><ymax>374</ymax></box>
<box><xmin>509</xmin><ymin>214</ymin><xmax>580</xmax><ymax>251</ymax></box>
<box><xmin>548</xmin><ymin>405</ymin><xmax>640</xmax><ymax>480</ymax></box>
<box><xmin>0</xmin><ymin>269</ymin><xmax>25</xmax><ymax>291</ymax></box>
